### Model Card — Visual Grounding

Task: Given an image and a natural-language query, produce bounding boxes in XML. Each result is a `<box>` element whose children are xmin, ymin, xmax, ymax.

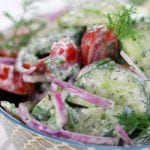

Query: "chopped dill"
<box><xmin>116</xmin><ymin>112</ymin><xmax>150</xmax><ymax>136</ymax></box>
<box><xmin>106</xmin><ymin>6</ymin><xmax>137</xmax><ymax>40</ymax></box>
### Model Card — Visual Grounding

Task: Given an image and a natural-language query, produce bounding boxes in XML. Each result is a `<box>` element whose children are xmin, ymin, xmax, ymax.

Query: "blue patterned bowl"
<box><xmin>0</xmin><ymin>107</ymin><xmax>150</xmax><ymax>150</ymax></box>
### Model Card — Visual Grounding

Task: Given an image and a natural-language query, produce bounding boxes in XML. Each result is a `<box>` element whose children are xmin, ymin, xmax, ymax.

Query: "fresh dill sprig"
<box><xmin>134</xmin><ymin>126</ymin><xmax>150</xmax><ymax>144</ymax></box>
<box><xmin>116</xmin><ymin>112</ymin><xmax>150</xmax><ymax>136</ymax></box>
<box><xmin>106</xmin><ymin>6</ymin><xmax>137</xmax><ymax>40</ymax></box>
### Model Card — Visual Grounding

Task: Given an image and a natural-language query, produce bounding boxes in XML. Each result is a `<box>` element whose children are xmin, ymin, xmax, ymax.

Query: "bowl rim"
<box><xmin>0</xmin><ymin>107</ymin><xmax>150</xmax><ymax>150</ymax></box>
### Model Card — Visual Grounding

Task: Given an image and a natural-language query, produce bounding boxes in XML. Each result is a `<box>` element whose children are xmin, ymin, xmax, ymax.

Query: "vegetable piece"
<box><xmin>0</xmin><ymin>57</ymin><xmax>15</xmax><ymax>65</ymax></box>
<box><xmin>46</xmin><ymin>75</ymin><xmax>115</xmax><ymax>109</ymax></box>
<box><xmin>114</xmin><ymin>124</ymin><xmax>134</xmax><ymax>146</ymax></box>
<box><xmin>16</xmin><ymin>27</ymin><xmax>85</xmax><ymax>76</ymax></box>
<box><xmin>70</xmin><ymin>59</ymin><xmax>148</xmax><ymax>135</ymax></box>
<box><xmin>120</xmin><ymin>50</ymin><xmax>147</xmax><ymax>81</ymax></box>
<box><xmin>15</xmin><ymin>38</ymin><xmax>51</xmax><ymax>75</ymax></box>
<box><xmin>65</xmin><ymin>106</ymin><xmax>112</xmax><ymax>136</ymax></box>
<box><xmin>0</xmin><ymin>63</ymin><xmax>34</xmax><ymax>95</ymax></box>
<box><xmin>77</xmin><ymin>58</ymin><xmax>111</xmax><ymax>78</ymax></box>
<box><xmin>0</xmin><ymin>101</ymin><xmax>20</xmax><ymax>119</ymax></box>
<box><xmin>15</xmin><ymin>49</ymin><xmax>36</xmax><ymax>74</ymax></box>
<box><xmin>0</xmin><ymin>49</ymin><xmax>17</xmax><ymax>58</ymax></box>
<box><xmin>46</xmin><ymin>38</ymin><xmax>80</xmax><ymax>80</ymax></box>
<box><xmin>31</xmin><ymin>95</ymin><xmax>53</xmax><ymax>121</ymax></box>
<box><xmin>19</xmin><ymin>103</ymin><xmax>119</xmax><ymax>145</ymax></box>
<box><xmin>81</xmin><ymin>25</ymin><xmax>118</xmax><ymax>65</ymax></box>
<box><xmin>106</xmin><ymin>6</ymin><xmax>137</xmax><ymax>40</ymax></box>
<box><xmin>15</xmin><ymin>50</ymin><xmax>47</xmax><ymax>75</ymax></box>
<box><xmin>23</xmin><ymin>74</ymin><xmax>48</xmax><ymax>83</ymax></box>
<box><xmin>134</xmin><ymin>126</ymin><xmax>150</xmax><ymax>145</ymax></box>
<box><xmin>121</xmin><ymin>21</ymin><xmax>150</xmax><ymax>78</ymax></box>
<box><xmin>50</xmin><ymin>38</ymin><xmax>79</xmax><ymax>65</ymax></box>
<box><xmin>53</xmin><ymin>92</ymin><xmax>68</xmax><ymax>128</ymax></box>
<box><xmin>75</xmin><ymin>60</ymin><xmax>148</xmax><ymax>112</ymax></box>
<box><xmin>120</xmin><ymin>50</ymin><xmax>150</xmax><ymax>95</ymax></box>
<box><xmin>47</xmin><ymin>110</ymin><xmax>59</xmax><ymax>130</ymax></box>
<box><xmin>116</xmin><ymin>112</ymin><xmax>150</xmax><ymax>136</ymax></box>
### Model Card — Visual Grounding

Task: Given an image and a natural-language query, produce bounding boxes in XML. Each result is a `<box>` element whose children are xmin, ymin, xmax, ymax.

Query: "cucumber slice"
<box><xmin>121</xmin><ymin>21</ymin><xmax>150</xmax><ymax>78</ymax></box>
<box><xmin>31</xmin><ymin>94</ymin><xmax>53</xmax><ymax>121</ymax></box>
<box><xmin>65</xmin><ymin>106</ymin><xmax>114</xmax><ymax>136</ymax></box>
<box><xmin>65</xmin><ymin>61</ymin><xmax>148</xmax><ymax>136</ymax></box>
<box><xmin>76</xmin><ymin>63</ymin><xmax>147</xmax><ymax>113</ymax></box>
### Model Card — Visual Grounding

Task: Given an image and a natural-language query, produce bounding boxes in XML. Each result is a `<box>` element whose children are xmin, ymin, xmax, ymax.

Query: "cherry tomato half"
<box><xmin>0</xmin><ymin>49</ymin><xmax>18</xmax><ymax>58</ymax></box>
<box><xmin>81</xmin><ymin>25</ymin><xmax>119</xmax><ymax>65</ymax></box>
<box><xmin>50</xmin><ymin>38</ymin><xmax>79</xmax><ymax>67</ymax></box>
<box><xmin>0</xmin><ymin>63</ymin><xmax>34</xmax><ymax>95</ymax></box>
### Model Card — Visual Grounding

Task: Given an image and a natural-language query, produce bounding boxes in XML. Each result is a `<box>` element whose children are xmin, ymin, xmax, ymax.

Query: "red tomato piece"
<box><xmin>50</xmin><ymin>38</ymin><xmax>79</xmax><ymax>67</ymax></box>
<box><xmin>0</xmin><ymin>63</ymin><xmax>34</xmax><ymax>95</ymax></box>
<box><xmin>81</xmin><ymin>25</ymin><xmax>119</xmax><ymax>65</ymax></box>
<box><xmin>46</xmin><ymin>38</ymin><xmax>80</xmax><ymax>80</ymax></box>
<box><xmin>23</xmin><ymin>60</ymin><xmax>46</xmax><ymax>74</ymax></box>
<box><xmin>0</xmin><ymin>49</ymin><xmax>18</xmax><ymax>58</ymax></box>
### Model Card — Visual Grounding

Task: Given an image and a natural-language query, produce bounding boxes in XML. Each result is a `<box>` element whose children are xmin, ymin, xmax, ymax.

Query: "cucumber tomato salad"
<box><xmin>0</xmin><ymin>6</ymin><xmax>150</xmax><ymax>146</ymax></box>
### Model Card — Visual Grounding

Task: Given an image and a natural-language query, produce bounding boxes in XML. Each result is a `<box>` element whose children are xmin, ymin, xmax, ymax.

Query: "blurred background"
<box><xmin>0</xmin><ymin>0</ymin><xmax>69</xmax><ymax>30</ymax></box>
<box><xmin>0</xmin><ymin>0</ymin><xmax>149</xmax><ymax>31</ymax></box>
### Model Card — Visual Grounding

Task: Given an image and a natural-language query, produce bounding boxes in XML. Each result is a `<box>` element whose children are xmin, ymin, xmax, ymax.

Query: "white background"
<box><xmin>0</xmin><ymin>0</ymin><xmax>69</xmax><ymax>30</ymax></box>
<box><xmin>0</xmin><ymin>1</ymin><xmax>68</xmax><ymax>149</ymax></box>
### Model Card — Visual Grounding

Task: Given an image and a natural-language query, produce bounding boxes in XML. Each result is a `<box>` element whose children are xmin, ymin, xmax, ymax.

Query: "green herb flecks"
<box><xmin>107</xmin><ymin>6</ymin><xmax>137</xmax><ymax>40</ymax></box>
<box><xmin>116</xmin><ymin>112</ymin><xmax>150</xmax><ymax>137</ymax></box>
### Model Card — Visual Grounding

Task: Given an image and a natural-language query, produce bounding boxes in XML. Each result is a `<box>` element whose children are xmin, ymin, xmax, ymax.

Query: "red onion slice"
<box><xmin>15</xmin><ymin>50</ymin><xmax>36</xmax><ymax>74</ymax></box>
<box><xmin>46</xmin><ymin>75</ymin><xmax>115</xmax><ymax>109</ymax></box>
<box><xmin>0</xmin><ymin>57</ymin><xmax>15</xmax><ymax>65</ymax></box>
<box><xmin>114</xmin><ymin>124</ymin><xmax>134</xmax><ymax>146</ymax></box>
<box><xmin>18</xmin><ymin>103</ymin><xmax>119</xmax><ymax>146</ymax></box>
<box><xmin>53</xmin><ymin>92</ymin><xmax>68</xmax><ymax>128</ymax></box>
<box><xmin>23</xmin><ymin>74</ymin><xmax>48</xmax><ymax>83</ymax></box>
<box><xmin>120</xmin><ymin>50</ymin><xmax>147</xmax><ymax>81</ymax></box>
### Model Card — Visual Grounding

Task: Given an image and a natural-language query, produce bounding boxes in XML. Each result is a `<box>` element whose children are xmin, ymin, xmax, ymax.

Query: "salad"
<box><xmin>0</xmin><ymin>1</ymin><xmax>150</xmax><ymax>147</ymax></box>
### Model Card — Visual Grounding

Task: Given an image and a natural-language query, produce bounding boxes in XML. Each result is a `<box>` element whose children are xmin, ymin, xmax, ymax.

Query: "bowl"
<box><xmin>1</xmin><ymin>107</ymin><xmax>150</xmax><ymax>150</ymax></box>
